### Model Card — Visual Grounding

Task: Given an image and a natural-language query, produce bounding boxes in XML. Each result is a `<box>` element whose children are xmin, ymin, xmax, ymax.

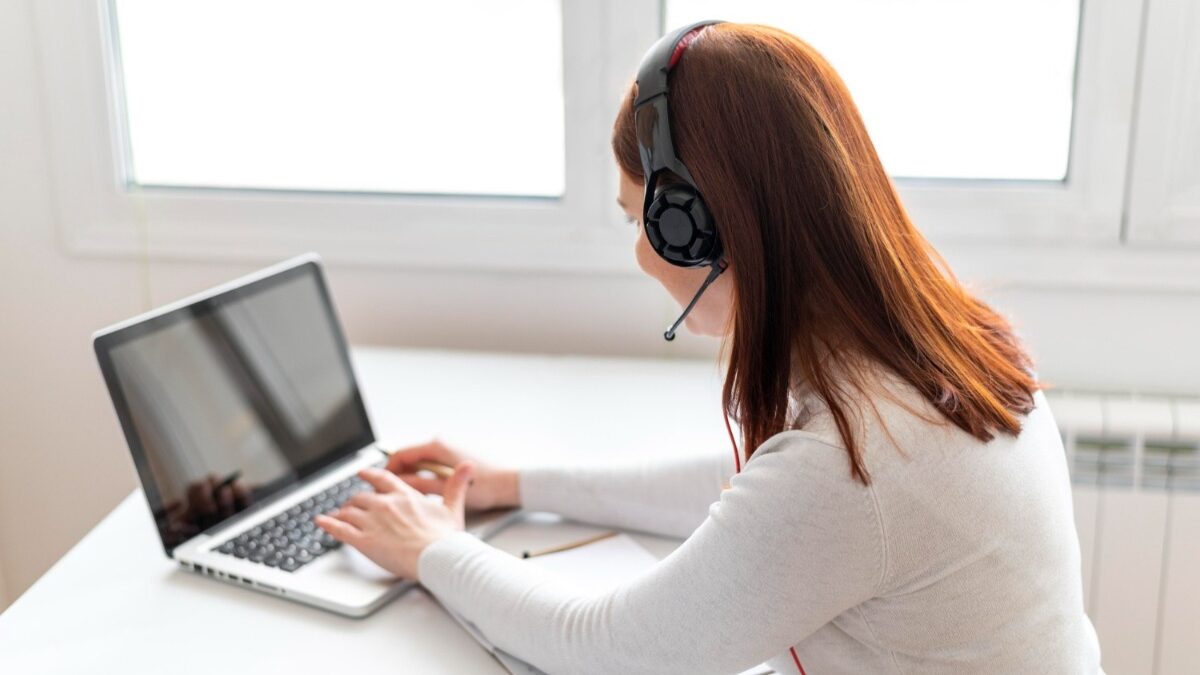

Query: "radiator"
<box><xmin>1048</xmin><ymin>391</ymin><xmax>1200</xmax><ymax>675</ymax></box>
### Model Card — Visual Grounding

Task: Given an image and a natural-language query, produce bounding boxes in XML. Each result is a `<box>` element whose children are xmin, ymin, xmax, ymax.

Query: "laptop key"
<box><xmin>212</xmin><ymin>473</ymin><xmax>372</xmax><ymax>570</ymax></box>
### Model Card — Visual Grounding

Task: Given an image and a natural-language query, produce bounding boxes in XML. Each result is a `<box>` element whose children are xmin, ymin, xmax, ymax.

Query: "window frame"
<box><xmin>31</xmin><ymin>0</ymin><xmax>1200</xmax><ymax>289</ymax></box>
<box><xmin>1125</xmin><ymin>0</ymin><xmax>1200</xmax><ymax>244</ymax></box>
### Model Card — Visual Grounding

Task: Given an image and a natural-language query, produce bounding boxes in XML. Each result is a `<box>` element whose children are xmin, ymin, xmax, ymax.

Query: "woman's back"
<box><xmin>776</xmin><ymin>366</ymin><xmax>1102</xmax><ymax>672</ymax></box>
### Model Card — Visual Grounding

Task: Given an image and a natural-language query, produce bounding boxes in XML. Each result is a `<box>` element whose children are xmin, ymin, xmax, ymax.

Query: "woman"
<box><xmin>316</xmin><ymin>22</ymin><xmax>1101</xmax><ymax>674</ymax></box>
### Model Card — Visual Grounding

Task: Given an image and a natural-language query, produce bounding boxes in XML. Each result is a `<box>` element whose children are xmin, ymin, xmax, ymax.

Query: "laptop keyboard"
<box><xmin>214</xmin><ymin>475</ymin><xmax>371</xmax><ymax>573</ymax></box>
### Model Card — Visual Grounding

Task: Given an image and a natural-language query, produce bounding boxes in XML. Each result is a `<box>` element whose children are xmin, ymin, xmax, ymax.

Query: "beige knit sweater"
<box><xmin>419</xmin><ymin>363</ymin><xmax>1102</xmax><ymax>674</ymax></box>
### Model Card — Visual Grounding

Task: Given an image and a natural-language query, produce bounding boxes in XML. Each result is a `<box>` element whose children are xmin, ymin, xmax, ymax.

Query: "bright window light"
<box><xmin>112</xmin><ymin>0</ymin><xmax>565</xmax><ymax>197</ymax></box>
<box><xmin>666</xmin><ymin>1</ymin><xmax>1080</xmax><ymax>181</ymax></box>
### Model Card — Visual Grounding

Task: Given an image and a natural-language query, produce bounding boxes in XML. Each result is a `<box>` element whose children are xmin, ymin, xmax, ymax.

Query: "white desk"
<box><xmin>0</xmin><ymin>347</ymin><xmax>735</xmax><ymax>674</ymax></box>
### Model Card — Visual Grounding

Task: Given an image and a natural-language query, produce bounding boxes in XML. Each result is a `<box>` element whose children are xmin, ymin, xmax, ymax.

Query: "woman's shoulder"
<box><xmin>783</xmin><ymin>356</ymin><xmax>1023</xmax><ymax>475</ymax></box>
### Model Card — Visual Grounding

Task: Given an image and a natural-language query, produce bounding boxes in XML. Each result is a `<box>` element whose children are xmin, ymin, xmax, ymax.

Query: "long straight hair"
<box><xmin>612</xmin><ymin>24</ymin><xmax>1038</xmax><ymax>483</ymax></box>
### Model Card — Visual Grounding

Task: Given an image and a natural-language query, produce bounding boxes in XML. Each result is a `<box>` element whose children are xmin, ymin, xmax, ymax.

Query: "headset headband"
<box><xmin>633</xmin><ymin>20</ymin><xmax>723</xmax><ymax>216</ymax></box>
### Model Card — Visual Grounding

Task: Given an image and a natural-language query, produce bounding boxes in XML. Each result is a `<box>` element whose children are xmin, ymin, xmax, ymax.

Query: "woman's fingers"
<box><xmin>314</xmin><ymin>513</ymin><xmax>362</xmax><ymax>544</ymax></box>
<box><xmin>396</xmin><ymin>473</ymin><xmax>444</xmax><ymax>495</ymax></box>
<box><xmin>331</xmin><ymin>505</ymin><xmax>369</xmax><ymax>529</ymax></box>
<box><xmin>358</xmin><ymin>467</ymin><xmax>409</xmax><ymax>494</ymax></box>
<box><xmin>441</xmin><ymin>461</ymin><xmax>475</xmax><ymax>517</ymax></box>
<box><xmin>346</xmin><ymin>491</ymin><xmax>383</xmax><ymax>510</ymax></box>
<box><xmin>386</xmin><ymin>439</ymin><xmax>458</xmax><ymax>474</ymax></box>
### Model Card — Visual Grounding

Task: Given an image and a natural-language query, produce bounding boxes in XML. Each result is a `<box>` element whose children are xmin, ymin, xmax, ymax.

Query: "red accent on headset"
<box><xmin>723</xmin><ymin>408</ymin><xmax>807</xmax><ymax>675</ymax></box>
<box><xmin>668</xmin><ymin>26</ymin><xmax>707</xmax><ymax>69</ymax></box>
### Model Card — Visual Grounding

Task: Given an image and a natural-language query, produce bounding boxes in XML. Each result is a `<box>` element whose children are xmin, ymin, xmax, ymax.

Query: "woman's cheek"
<box><xmin>634</xmin><ymin>228</ymin><xmax>657</xmax><ymax>277</ymax></box>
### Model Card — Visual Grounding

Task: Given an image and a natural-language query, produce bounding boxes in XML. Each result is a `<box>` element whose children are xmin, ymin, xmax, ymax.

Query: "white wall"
<box><xmin>2</xmin><ymin>0</ymin><xmax>1199</xmax><ymax>613</ymax></box>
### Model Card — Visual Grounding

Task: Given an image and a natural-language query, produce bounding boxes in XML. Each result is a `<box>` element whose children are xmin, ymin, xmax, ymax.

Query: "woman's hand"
<box><xmin>386</xmin><ymin>439</ymin><xmax>521</xmax><ymax>511</ymax></box>
<box><xmin>314</xmin><ymin>463</ymin><xmax>474</xmax><ymax>580</ymax></box>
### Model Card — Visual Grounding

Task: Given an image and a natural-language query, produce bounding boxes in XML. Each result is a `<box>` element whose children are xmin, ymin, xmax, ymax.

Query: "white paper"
<box><xmin>521</xmin><ymin>533</ymin><xmax>659</xmax><ymax>592</ymax></box>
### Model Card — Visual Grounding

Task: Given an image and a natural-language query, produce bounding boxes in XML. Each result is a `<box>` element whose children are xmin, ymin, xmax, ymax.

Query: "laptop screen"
<box><xmin>94</xmin><ymin>260</ymin><xmax>375</xmax><ymax>555</ymax></box>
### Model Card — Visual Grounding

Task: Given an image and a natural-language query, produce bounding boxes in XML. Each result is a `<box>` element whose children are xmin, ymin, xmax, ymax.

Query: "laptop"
<box><xmin>93</xmin><ymin>253</ymin><xmax>522</xmax><ymax>617</ymax></box>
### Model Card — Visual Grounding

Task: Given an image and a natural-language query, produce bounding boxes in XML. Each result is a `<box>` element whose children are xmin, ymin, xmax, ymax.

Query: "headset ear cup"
<box><xmin>645</xmin><ymin>185</ymin><xmax>720</xmax><ymax>267</ymax></box>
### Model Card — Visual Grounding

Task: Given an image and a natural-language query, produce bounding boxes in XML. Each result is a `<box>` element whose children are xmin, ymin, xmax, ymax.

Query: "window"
<box><xmin>36</xmin><ymin>0</ymin><xmax>1185</xmax><ymax>283</ymax></box>
<box><xmin>659</xmin><ymin>0</ymin><xmax>1134</xmax><ymax>243</ymax></box>
<box><xmin>1124</xmin><ymin>0</ymin><xmax>1200</xmax><ymax>244</ymax></box>
<box><xmin>113</xmin><ymin>0</ymin><xmax>565</xmax><ymax>197</ymax></box>
<box><xmin>666</xmin><ymin>0</ymin><xmax>1081</xmax><ymax>182</ymax></box>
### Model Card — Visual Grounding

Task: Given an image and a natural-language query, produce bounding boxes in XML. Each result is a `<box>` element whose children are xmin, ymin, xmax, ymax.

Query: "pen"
<box><xmin>410</xmin><ymin>460</ymin><xmax>475</xmax><ymax>487</ymax></box>
<box><xmin>413</xmin><ymin>460</ymin><xmax>455</xmax><ymax>480</ymax></box>
<box><xmin>521</xmin><ymin>530</ymin><xmax>619</xmax><ymax>559</ymax></box>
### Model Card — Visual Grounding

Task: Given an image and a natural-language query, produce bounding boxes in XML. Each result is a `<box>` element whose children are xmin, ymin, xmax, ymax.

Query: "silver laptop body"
<box><xmin>93</xmin><ymin>253</ymin><xmax>520</xmax><ymax>617</ymax></box>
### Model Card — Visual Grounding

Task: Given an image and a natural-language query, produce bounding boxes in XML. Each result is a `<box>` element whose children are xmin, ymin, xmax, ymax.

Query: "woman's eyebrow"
<box><xmin>616</xmin><ymin>196</ymin><xmax>628</xmax><ymax>211</ymax></box>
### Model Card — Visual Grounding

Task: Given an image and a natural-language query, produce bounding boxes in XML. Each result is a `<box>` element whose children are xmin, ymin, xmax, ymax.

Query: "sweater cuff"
<box><xmin>417</xmin><ymin>530</ymin><xmax>492</xmax><ymax>591</ymax></box>
<box><xmin>516</xmin><ymin>465</ymin><xmax>569</xmax><ymax>515</ymax></box>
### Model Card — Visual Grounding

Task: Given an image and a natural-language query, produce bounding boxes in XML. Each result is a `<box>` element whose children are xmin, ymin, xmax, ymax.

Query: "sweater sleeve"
<box><xmin>418</xmin><ymin>431</ymin><xmax>885</xmax><ymax>675</ymax></box>
<box><xmin>516</xmin><ymin>449</ymin><xmax>733</xmax><ymax>539</ymax></box>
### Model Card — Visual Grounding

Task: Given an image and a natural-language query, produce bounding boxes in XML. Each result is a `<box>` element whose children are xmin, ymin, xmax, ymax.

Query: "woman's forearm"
<box><xmin>495</xmin><ymin>467</ymin><xmax>522</xmax><ymax>509</ymax></box>
<box><xmin>419</xmin><ymin>433</ymin><xmax>882</xmax><ymax>675</ymax></box>
<box><xmin>514</xmin><ymin>450</ymin><xmax>731</xmax><ymax>540</ymax></box>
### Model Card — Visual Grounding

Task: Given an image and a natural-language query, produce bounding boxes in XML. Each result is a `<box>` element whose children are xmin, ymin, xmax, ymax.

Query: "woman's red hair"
<box><xmin>612</xmin><ymin>24</ymin><xmax>1038</xmax><ymax>483</ymax></box>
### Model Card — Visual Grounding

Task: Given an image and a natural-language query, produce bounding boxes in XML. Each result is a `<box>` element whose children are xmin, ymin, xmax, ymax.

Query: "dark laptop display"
<box><xmin>94</xmin><ymin>261</ymin><xmax>374</xmax><ymax>554</ymax></box>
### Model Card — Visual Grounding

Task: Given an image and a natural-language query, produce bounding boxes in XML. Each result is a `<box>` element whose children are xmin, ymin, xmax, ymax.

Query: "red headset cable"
<box><xmin>723</xmin><ymin>410</ymin><xmax>807</xmax><ymax>675</ymax></box>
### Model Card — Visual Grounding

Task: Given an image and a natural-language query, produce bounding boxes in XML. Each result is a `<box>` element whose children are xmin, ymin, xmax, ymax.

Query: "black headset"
<box><xmin>634</xmin><ymin>20</ymin><xmax>727</xmax><ymax>341</ymax></box>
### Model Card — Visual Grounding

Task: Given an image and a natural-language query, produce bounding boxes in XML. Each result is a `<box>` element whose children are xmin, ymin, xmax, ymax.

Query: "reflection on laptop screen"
<box><xmin>102</xmin><ymin>265</ymin><xmax>373</xmax><ymax>551</ymax></box>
